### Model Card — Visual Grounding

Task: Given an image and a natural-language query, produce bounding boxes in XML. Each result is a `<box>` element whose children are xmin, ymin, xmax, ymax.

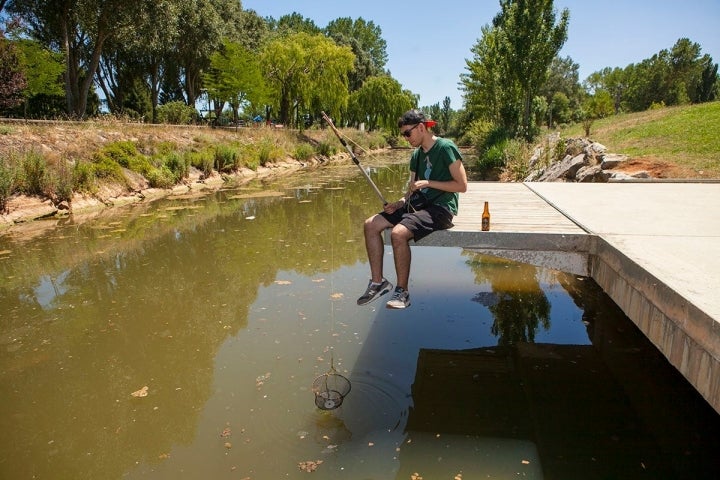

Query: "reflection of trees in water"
<box><xmin>465</xmin><ymin>253</ymin><xmax>551</xmax><ymax>345</ymax></box>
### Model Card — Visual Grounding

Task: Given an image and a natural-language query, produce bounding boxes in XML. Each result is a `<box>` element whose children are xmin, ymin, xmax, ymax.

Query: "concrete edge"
<box><xmin>590</xmin><ymin>238</ymin><xmax>720</xmax><ymax>414</ymax></box>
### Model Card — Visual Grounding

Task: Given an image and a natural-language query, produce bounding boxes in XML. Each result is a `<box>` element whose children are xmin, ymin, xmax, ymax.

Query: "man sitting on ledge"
<box><xmin>356</xmin><ymin>109</ymin><xmax>467</xmax><ymax>309</ymax></box>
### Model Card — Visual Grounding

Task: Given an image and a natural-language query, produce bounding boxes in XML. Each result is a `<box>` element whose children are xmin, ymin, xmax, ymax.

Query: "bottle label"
<box><xmin>482</xmin><ymin>217</ymin><xmax>490</xmax><ymax>231</ymax></box>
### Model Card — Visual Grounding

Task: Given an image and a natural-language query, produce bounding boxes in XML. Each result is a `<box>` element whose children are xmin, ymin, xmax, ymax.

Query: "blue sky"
<box><xmin>241</xmin><ymin>0</ymin><xmax>720</xmax><ymax>109</ymax></box>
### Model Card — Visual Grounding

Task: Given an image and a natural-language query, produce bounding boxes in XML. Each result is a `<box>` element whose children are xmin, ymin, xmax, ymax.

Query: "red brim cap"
<box><xmin>424</xmin><ymin>120</ymin><xmax>437</xmax><ymax>128</ymax></box>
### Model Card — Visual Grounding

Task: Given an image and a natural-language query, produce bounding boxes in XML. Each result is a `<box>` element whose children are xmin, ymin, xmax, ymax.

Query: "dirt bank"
<box><xmin>0</xmin><ymin>120</ymin><xmax>353</xmax><ymax>233</ymax></box>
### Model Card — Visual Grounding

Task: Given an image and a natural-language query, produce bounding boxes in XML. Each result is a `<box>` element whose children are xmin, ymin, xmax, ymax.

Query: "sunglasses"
<box><xmin>401</xmin><ymin>123</ymin><xmax>421</xmax><ymax>138</ymax></box>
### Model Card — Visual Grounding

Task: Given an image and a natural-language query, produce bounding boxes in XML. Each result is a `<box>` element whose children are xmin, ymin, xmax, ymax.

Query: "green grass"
<box><xmin>560</xmin><ymin>101</ymin><xmax>720</xmax><ymax>176</ymax></box>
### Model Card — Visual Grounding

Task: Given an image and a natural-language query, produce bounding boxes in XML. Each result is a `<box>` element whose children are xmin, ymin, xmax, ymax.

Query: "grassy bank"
<box><xmin>560</xmin><ymin>101</ymin><xmax>720</xmax><ymax>177</ymax></box>
<box><xmin>0</xmin><ymin>120</ymin><xmax>390</xmax><ymax>214</ymax></box>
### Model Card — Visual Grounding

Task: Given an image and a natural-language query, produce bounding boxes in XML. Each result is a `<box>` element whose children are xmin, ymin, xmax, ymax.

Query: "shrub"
<box><xmin>73</xmin><ymin>160</ymin><xmax>96</xmax><ymax>193</ymax></box>
<box><xmin>214</xmin><ymin>145</ymin><xmax>239</xmax><ymax>172</ymax></box>
<box><xmin>315</xmin><ymin>141</ymin><xmax>336</xmax><ymax>157</ymax></box>
<box><xmin>0</xmin><ymin>158</ymin><xmax>16</xmax><ymax>212</ymax></box>
<box><xmin>187</xmin><ymin>150</ymin><xmax>214</xmax><ymax>177</ymax></box>
<box><xmin>256</xmin><ymin>138</ymin><xmax>284</xmax><ymax>166</ymax></box>
<box><xmin>478</xmin><ymin>140</ymin><xmax>508</xmax><ymax>173</ymax></box>
<box><xmin>20</xmin><ymin>151</ymin><xmax>48</xmax><ymax>196</ymax></box>
<box><xmin>146</xmin><ymin>166</ymin><xmax>176</xmax><ymax>188</ymax></box>
<box><xmin>91</xmin><ymin>152</ymin><xmax>125</xmax><ymax>183</ymax></box>
<box><xmin>502</xmin><ymin>139</ymin><xmax>532</xmax><ymax>181</ymax></box>
<box><xmin>157</xmin><ymin>101</ymin><xmax>198</xmax><ymax>125</ymax></box>
<box><xmin>293</xmin><ymin>143</ymin><xmax>315</xmax><ymax>161</ymax></box>
<box><xmin>48</xmin><ymin>160</ymin><xmax>73</xmax><ymax>203</ymax></box>
<box><xmin>164</xmin><ymin>152</ymin><xmax>190</xmax><ymax>181</ymax></box>
<box><xmin>99</xmin><ymin>141</ymin><xmax>139</xmax><ymax>168</ymax></box>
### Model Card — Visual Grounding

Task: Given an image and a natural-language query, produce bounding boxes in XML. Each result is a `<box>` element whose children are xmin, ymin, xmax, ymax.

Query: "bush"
<box><xmin>146</xmin><ymin>166</ymin><xmax>176</xmax><ymax>188</ymax></box>
<box><xmin>187</xmin><ymin>150</ymin><xmax>214</xmax><ymax>177</ymax></box>
<box><xmin>293</xmin><ymin>143</ymin><xmax>315</xmax><ymax>161</ymax></box>
<box><xmin>0</xmin><ymin>158</ymin><xmax>16</xmax><ymax>213</ymax></box>
<box><xmin>164</xmin><ymin>152</ymin><xmax>190</xmax><ymax>181</ymax></box>
<box><xmin>99</xmin><ymin>141</ymin><xmax>138</xmax><ymax>168</ymax></box>
<box><xmin>214</xmin><ymin>145</ymin><xmax>239</xmax><ymax>172</ymax></box>
<box><xmin>502</xmin><ymin>139</ymin><xmax>532</xmax><ymax>181</ymax></box>
<box><xmin>73</xmin><ymin>160</ymin><xmax>96</xmax><ymax>193</ymax></box>
<box><xmin>19</xmin><ymin>151</ymin><xmax>48</xmax><ymax>196</ymax></box>
<box><xmin>315</xmin><ymin>141</ymin><xmax>336</xmax><ymax>157</ymax></box>
<box><xmin>478</xmin><ymin>140</ymin><xmax>508</xmax><ymax>173</ymax></box>
<box><xmin>256</xmin><ymin>138</ymin><xmax>284</xmax><ymax>166</ymax></box>
<box><xmin>90</xmin><ymin>152</ymin><xmax>126</xmax><ymax>183</ymax></box>
<box><xmin>48</xmin><ymin>160</ymin><xmax>73</xmax><ymax>203</ymax></box>
<box><xmin>157</xmin><ymin>101</ymin><xmax>198</xmax><ymax>125</ymax></box>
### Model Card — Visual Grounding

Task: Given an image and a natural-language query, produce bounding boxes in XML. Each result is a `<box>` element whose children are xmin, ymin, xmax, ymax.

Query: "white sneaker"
<box><xmin>386</xmin><ymin>287</ymin><xmax>410</xmax><ymax>309</ymax></box>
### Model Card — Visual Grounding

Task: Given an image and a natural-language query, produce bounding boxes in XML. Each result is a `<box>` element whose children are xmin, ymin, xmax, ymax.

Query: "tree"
<box><xmin>204</xmin><ymin>39</ymin><xmax>267</xmax><ymax>123</ymax></box>
<box><xmin>173</xmin><ymin>0</ymin><xmax>243</xmax><ymax>109</ymax></box>
<box><xmin>261</xmin><ymin>32</ymin><xmax>354</xmax><ymax>126</ymax></box>
<box><xmin>14</xmin><ymin>38</ymin><xmax>65</xmax><ymax>117</ymax></box>
<box><xmin>492</xmin><ymin>0</ymin><xmax>569</xmax><ymax>139</ymax></box>
<box><xmin>347</xmin><ymin>75</ymin><xmax>414</xmax><ymax>131</ymax></box>
<box><xmin>7</xmin><ymin>0</ymin><xmax>141</xmax><ymax>117</ymax></box>
<box><xmin>96</xmin><ymin>0</ymin><xmax>180</xmax><ymax>122</ymax></box>
<box><xmin>325</xmin><ymin>17</ymin><xmax>387</xmax><ymax>91</ymax></box>
<box><xmin>439</xmin><ymin>96</ymin><xmax>453</xmax><ymax>135</ymax></box>
<box><xmin>0</xmin><ymin>37</ymin><xmax>26</xmax><ymax>110</ymax></box>
<box><xmin>266</xmin><ymin>12</ymin><xmax>320</xmax><ymax>37</ymax></box>
<box><xmin>584</xmin><ymin>67</ymin><xmax>629</xmax><ymax>114</ymax></box>
<box><xmin>540</xmin><ymin>55</ymin><xmax>581</xmax><ymax>125</ymax></box>
<box><xmin>461</xmin><ymin>23</ymin><xmax>521</xmax><ymax>135</ymax></box>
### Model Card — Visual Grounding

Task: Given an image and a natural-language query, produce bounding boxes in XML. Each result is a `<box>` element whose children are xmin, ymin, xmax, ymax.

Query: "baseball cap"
<box><xmin>398</xmin><ymin>109</ymin><xmax>437</xmax><ymax>128</ymax></box>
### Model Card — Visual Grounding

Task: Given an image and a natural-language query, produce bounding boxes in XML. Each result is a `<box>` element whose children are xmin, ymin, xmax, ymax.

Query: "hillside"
<box><xmin>559</xmin><ymin>101</ymin><xmax>720</xmax><ymax>179</ymax></box>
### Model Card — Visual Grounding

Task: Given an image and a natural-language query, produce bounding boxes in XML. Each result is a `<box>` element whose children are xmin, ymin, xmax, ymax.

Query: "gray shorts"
<box><xmin>380</xmin><ymin>204</ymin><xmax>454</xmax><ymax>242</ymax></box>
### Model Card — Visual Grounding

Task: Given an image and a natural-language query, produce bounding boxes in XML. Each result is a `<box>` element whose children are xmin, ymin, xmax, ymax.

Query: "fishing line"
<box><xmin>311</xmin><ymin>184</ymin><xmax>351</xmax><ymax>410</ymax></box>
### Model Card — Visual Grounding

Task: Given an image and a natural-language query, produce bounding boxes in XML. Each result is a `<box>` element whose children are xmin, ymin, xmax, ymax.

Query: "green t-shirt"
<box><xmin>410</xmin><ymin>137</ymin><xmax>463</xmax><ymax>215</ymax></box>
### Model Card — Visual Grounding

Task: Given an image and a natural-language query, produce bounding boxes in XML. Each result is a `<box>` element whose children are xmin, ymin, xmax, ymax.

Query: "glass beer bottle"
<box><xmin>481</xmin><ymin>201</ymin><xmax>490</xmax><ymax>231</ymax></box>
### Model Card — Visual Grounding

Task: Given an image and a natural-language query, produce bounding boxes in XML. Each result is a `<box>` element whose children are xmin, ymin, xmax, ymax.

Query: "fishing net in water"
<box><xmin>312</xmin><ymin>361</ymin><xmax>351</xmax><ymax>410</ymax></box>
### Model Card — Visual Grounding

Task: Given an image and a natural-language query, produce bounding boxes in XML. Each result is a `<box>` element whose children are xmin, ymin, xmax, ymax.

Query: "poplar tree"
<box><xmin>493</xmin><ymin>0</ymin><xmax>569</xmax><ymax>139</ymax></box>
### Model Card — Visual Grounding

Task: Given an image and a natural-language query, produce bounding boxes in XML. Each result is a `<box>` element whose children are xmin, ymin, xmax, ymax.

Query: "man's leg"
<box><xmin>390</xmin><ymin>224</ymin><xmax>414</xmax><ymax>290</ymax></box>
<box><xmin>364</xmin><ymin>214</ymin><xmax>392</xmax><ymax>283</ymax></box>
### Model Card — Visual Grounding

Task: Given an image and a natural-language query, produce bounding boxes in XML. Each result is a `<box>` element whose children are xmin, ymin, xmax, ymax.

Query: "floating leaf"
<box><xmin>298</xmin><ymin>460</ymin><xmax>323</xmax><ymax>472</ymax></box>
<box><xmin>131</xmin><ymin>386</ymin><xmax>149</xmax><ymax>397</ymax></box>
<box><xmin>220</xmin><ymin>427</ymin><xmax>231</xmax><ymax>438</ymax></box>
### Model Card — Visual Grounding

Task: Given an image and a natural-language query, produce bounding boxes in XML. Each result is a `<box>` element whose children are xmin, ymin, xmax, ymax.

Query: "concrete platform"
<box><xmin>412</xmin><ymin>181</ymin><xmax>720</xmax><ymax>414</ymax></box>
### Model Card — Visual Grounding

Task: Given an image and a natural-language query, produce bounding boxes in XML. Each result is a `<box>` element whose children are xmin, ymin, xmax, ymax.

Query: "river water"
<box><xmin>1</xmin><ymin>151</ymin><xmax>719</xmax><ymax>479</ymax></box>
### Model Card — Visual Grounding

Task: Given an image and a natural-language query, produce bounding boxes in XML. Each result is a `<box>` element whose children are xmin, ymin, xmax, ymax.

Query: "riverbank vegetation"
<box><xmin>0</xmin><ymin>120</ymin><xmax>389</xmax><ymax>215</ymax></box>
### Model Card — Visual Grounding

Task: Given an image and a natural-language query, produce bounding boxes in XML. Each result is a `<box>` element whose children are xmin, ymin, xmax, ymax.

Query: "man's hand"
<box><xmin>383</xmin><ymin>199</ymin><xmax>405</xmax><ymax>214</ymax></box>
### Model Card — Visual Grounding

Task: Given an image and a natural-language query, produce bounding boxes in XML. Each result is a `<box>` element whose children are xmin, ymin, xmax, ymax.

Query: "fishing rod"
<box><xmin>321</xmin><ymin>111</ymin><xmax>387</xmax><ymax>205</ymax></box>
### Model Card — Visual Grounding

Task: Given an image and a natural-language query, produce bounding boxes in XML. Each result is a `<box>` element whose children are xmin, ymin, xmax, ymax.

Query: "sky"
<box><xmin>240</xmin><ymin>0</ymin><xmax>720</xmax><ymax>109</ymax></box>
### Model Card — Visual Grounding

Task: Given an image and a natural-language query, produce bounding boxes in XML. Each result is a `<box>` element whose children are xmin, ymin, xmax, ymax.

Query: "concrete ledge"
<box><xmin>389</xmin><ymin>229</ymin><xmax>592</xmax><ymax>276</ymax></box>
<box><xmin>590</xmin><ymin>238</ymin><xmax>720</xmax><ymax>413</ymax></box>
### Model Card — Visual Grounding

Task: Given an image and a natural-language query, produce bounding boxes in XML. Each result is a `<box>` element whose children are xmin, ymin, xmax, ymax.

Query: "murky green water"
<box><xmin>1</xmin><ymin>153</ymin><xmax>719</xmax><ymax>479</ymax></box>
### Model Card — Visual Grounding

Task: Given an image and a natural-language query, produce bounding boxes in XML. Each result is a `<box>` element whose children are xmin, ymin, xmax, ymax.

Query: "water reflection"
<box><xmin>1</xmin><ymin>155</ymin><xmax>719</xmax><ymax>479</ymax></box>
<box><xmin>467</xmin><ymin>255</ymin><xmax>552</xmax><ymax>345</ymax></box>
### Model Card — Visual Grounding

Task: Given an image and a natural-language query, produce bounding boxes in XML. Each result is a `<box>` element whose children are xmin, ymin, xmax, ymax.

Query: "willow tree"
<box><xmin>348</xmin><ymin>75</ymin><xmax>414</xmax><ymax>131</ymax></box>
<box><xmin>261</xmin><ymin>32</ymin><xmax>354</xmax><ymax>126</ymax></box>
<box><xmin>493</xmin><ymin>0</ymin><xmax>569</xmax><ymax>139</ymax></box>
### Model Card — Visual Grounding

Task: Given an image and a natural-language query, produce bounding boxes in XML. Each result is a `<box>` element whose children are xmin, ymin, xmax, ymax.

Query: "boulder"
<box><xmin>600</xmin><ymin>153</ymin><xmax>629</xmax><ymax>170</ymax></box>
<box><xmin>537</xmin><ymin>153</ymin><xmax>586</xmax><ymax>182</ymax></box>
